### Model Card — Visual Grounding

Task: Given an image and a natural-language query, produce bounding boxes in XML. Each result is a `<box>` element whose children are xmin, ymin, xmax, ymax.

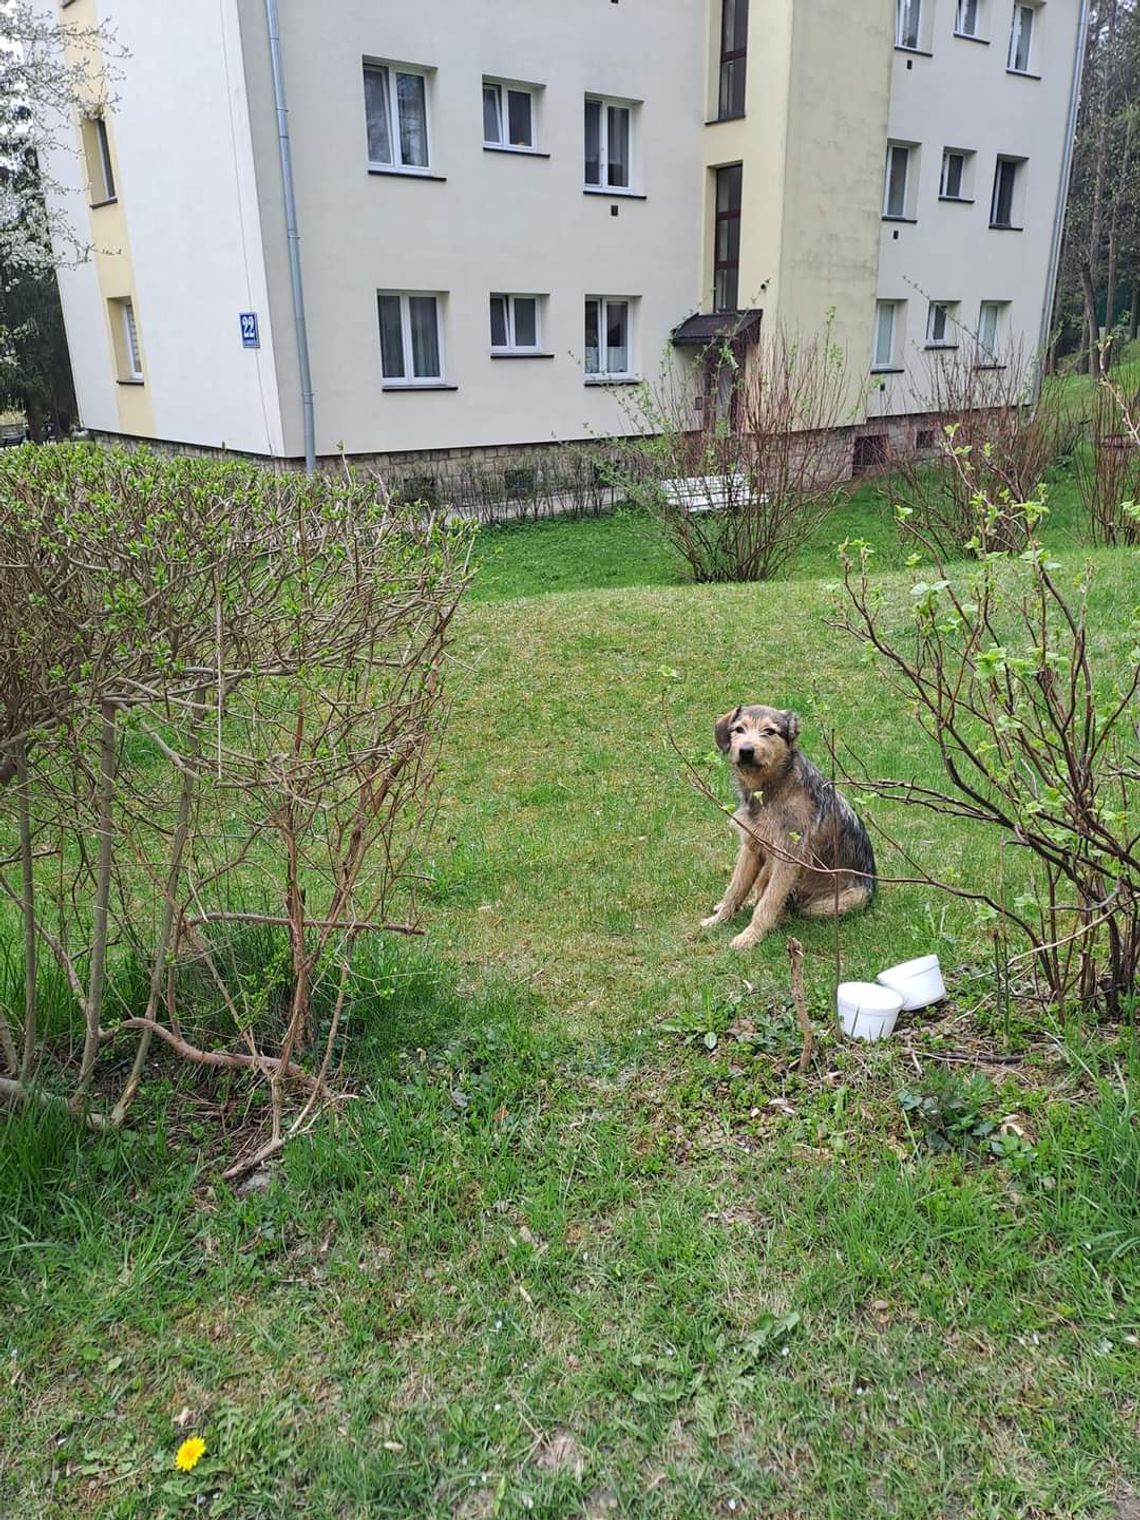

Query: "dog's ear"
<box><xmin>781</xmin><ymin>710</ymin><xmax>802</xmax><ymax>746</ymax></box>
<box><xmin>714</xmin><ymin>705</ymin><xmax>742</xmax><ymax>753</ymax></box>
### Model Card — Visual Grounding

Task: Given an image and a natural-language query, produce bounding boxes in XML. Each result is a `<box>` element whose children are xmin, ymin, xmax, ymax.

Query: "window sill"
<box><xmin>483</xmin><ymin>144</ymin><xmax>550</xmax><ymax>159</ymax></box>
<box><xmin>583</xmin><ymin>187</ymin><xmax>646</xmax><ymax>200</ymax></box>
<box><xmin>584</xmin><ymin>375</ymin><xmax>639</xmax><ymax>386</ymax></box>
<box><xmin>938</xmin><ymin>195</ymin><xmax>975</xmax><ymax>204</ymax></box>
<box><xmin>989</xmin><ymin>223</ymin><xmax>1024</xmax><ymax>232</ymax></box>
<box><xmin>90</xmin><ymin>196</ymin><xmax>118</xmax><ymax>209</ymax></box>
<box><xmin>705</xmin><ymin>113</ymin><xmax>746</xmax><ymax>125</ymax></box>
<box><xmin>882</xmin><ymin>214</ymin><xmax>918</xmax><ymax>224</ymax></box>
<box><xmin>117</xmin><ymin>377</ymin><xmax>145</xmax><ymax>386</ymax></box>
<box><xmin>1006</xmin><ymin>68</ymin><xmax>1042</xmax><ymax>80</ymax></box>
<box><xmin>974</xmin><ymin>363</ymin><xmax>1007</xmax><ymax>371</ymax></box>
<box><xmin>490</xmin><ymin>351</ymin><xmax>555</xmax><ymax>360</ymax></box>
<box><xmin>368</xmin><ymin>166</ymin><xmax>447</xmax><ymax>182</ymax></box>
<box><xmin>924</xmin><ymin>343</ymin><xmax>959</xmax><ymax>351</ymax></box>
<box><xmin>953</xmin><ymin>30</ymin><xmax>989</xmax><ymax>43</ymax></box>
<box><xmin>382</xmin><ymin>382</ymin><xmax>459</xmax><ymax>392</ymax></box>
<box><xmin>870</xmin><ymin>366</ymin><xmax>905</xmax><ymax>375</ymax></box>
<box><xmin>894</xmin><ymin>44</ymin><xmax>934</xmax><ymax>57</ymax></box>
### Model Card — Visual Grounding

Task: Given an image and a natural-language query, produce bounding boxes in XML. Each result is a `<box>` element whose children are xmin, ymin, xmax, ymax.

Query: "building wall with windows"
<box><xmin>870</xmin><ymin>0</ymin><xmax>1084</xmax><ymax>416</ymax></box>
<box><xmin>235</xmin><ymin>0</ymin><xmax>705</xmax><ymax>459</ymax></box>
<box><xmin>40</xmin><ymin>0</ymin><xmax>286</xmax><ymax>455</ymax></box>
<box><xmin>41</xmin><ymin>0</ymin><xmax>1083</xmax><ymax>465</ymax></box>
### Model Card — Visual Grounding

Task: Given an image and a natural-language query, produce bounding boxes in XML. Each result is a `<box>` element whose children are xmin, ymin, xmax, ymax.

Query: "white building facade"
<box><xmin>41</xmin><ymin>0</ymin><xmax>1086</xmax><ymax>469</ymax></box>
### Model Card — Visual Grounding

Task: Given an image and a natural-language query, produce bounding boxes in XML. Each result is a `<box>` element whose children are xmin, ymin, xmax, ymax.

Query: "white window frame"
<box><xmin>584</xmin><ymin>96</ymin><xmax>635</xmax><ymax>192</ymax></box>
<box><xmin>110</xmin><ymin>297</ymin><xmax>142</xmax><ymax>381</ymax></box>
<box><xmin>883</xmin><ymin>142</ymin><xmax>913</xmax><ymax>219</ymax></box>
<box><xmin>990</xmin><ymin>155</ymin><xmax>1023</xmax><ymax>227</ymax></box>
<box><xmin>939</xmin><ymin>148</ymin><xmax>972</xmax><ymax>199</ymax></box>
<box><xmin>926</xmin><ymin>301</ymin><xmax>958</xmax><ymax>348</ymax></box>
<box><xmin>364</xmin><ymin>61</ymin><xmax>432</xmax><ymax>173</ymax></box>
<box><xmin>483</xmin><ymin>79</ymin><xmax>538</xmax><ymax>152</ymax></box>
<box><xmin>977</xmin><ymin>301</ymin><xmax>1005</xmax><ymax>364</ymax></box>
<box><xmin>896</xmin><ymin>0</ymin><xmax>923</xmax><ymax>49</ymax></box>
<box><xmin>1008</xmin><ymin>3</ymin><xmax>1036</xmax><ymax>72</ymax></box>
<box><xmin>584</xmin><ymin>296</ymin><xmax>634</xmax><ymax>381</ymax></box>
<box><xmin>872</xmin><ymin>300</ymin><xmax>901</xmax><ymax>371</ymax></box>
<box><xmin>489</xmin><ymin>293</ymin><xmax>542</xmax><ymax>353</ymax></box>
<box><xmin>378</xmin><ymin>291</ymin><xmax>445</xmax><ymax>387</ymax></box>
<box><xmin>955</xmin><ymin>0</ymin><xmax>982</xmax><ymax>37</ymax></box>
<box><xmin>87</xmin><ymin>116</ymin><xmax>116</xmax><ymax>203</ymax></box>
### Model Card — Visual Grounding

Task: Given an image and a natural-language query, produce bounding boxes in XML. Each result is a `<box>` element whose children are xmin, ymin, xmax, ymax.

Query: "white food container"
<box><xmin>836</xmin><ymin>981</ymin><xmax>903</xmax><ymax>1042</ymax></box>
<box><xmin>876</xmin><ymin>954</ymin><xmax>946</xmax><ymax>1011</ymax></box>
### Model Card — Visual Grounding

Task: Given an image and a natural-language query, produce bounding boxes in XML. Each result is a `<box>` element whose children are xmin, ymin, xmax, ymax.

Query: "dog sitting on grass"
<box><xmin>701</xmin><ymin>704</ymin><xmax>876</xmax><ymax>950</ymax></box>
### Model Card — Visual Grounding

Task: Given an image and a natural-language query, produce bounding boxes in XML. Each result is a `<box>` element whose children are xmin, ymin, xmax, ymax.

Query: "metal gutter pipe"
<box><xmin>264</xmin><ymin>0</ymin><xmax>316</xmax><ymax>473</ymax></box>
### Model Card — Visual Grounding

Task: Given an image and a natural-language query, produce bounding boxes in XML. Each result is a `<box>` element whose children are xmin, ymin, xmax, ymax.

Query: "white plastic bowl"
<box><xmin>876</xmin><ymin>954</ymin><xmax>946</xmax><ymax>1011</ymax></box>
<box><xmin>836</xmin><ymin>981</ymin><xmax>903</xmax><ymax>1042</ymax></box>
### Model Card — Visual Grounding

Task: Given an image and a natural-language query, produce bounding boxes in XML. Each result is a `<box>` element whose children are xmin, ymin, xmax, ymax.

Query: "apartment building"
<box><xmin>40</xmin><ymin>0</ymin><xmax>1085</xmax><ymax>470</ymax></box>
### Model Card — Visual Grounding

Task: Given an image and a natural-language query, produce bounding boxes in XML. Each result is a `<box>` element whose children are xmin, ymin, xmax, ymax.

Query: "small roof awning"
<box><xmin>671</xmin><ymin>309</ymin><xmax>762</xmax><ymax>348</ymax></box>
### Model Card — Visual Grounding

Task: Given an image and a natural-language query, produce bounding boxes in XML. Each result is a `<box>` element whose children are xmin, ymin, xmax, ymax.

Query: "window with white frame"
<box><xmin>977</xmin><ymin>301</ymin><xmax>1006</xmax><ymax>363</ymax></box>
<box><xmin>939</xmin><ymin>148</ymin><xmax>973</xmax><ymax>199</ymax></box>
<box><xmin>378</xmin><ymin>292</ymin><xmax>444</xmax><ymax>384</ymax></box>
<box><xmin>990</xmin><ymin>155</ymin><xmax>1024</xmax><ymax>227</ymax></box>
<box><xmin>109</xmin><ymin>297</ymin><xmax>142</xmax><ymax>381</ymax></box>
<box><xmin>926</xmin><ymin>300</ymin><xmax>958</xmax><ymax>347</ymax></box>
<box><xmin>584</xmin><ymin>97</ymin><xmax>633</xmax><ymax>190</ymax></box>
<box><xmin>1008</xmin><ymin>3</ymin><xmax>1036</xmax><ymax>71</ymax></box>
<box><xmin>83</xmin><ymin>116</ymin><xmax>116</xmax><ymax>203</ymax></box>
<box><xmin>584</xmin><ymin>297</ymin><xmax>633</xmax><ymax>379</ymax></box>
<box><xmin>883</xmin><ymin>143</ymin><xmax>914</xmax><ymax>218</ymax></box>
<box><xmin>364</xmin><ymin>62</ymin><xmax>431</xmax><ymax>171</ymax></box>
<box><xmin>490</xmin><ymin>293</ymin><xmax>541</xmax><ymax>353</ymax></box>
<box><xmin>872</xmin><ymin>300</ymin><xmax>902</xmax><ymax>370</ymax></box>
<box><xmin>896</xmin><ymin>0</ymin><xmax>922</xmax><ymax>49</ymax></box>
<box><xmin>955</xmin><ymin>0</ymin><xmax>982</xmax><ymax>37</ymax></box>
<box><xmin>483</xmin><ymin>80</ymin><xmax>537</xmax><ymax>150</ymax></box>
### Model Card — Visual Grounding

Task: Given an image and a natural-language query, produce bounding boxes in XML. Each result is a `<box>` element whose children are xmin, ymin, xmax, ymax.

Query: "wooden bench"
<box><xmin>0</xmin><ymin>423</ymin><xmax>27</xmax><ymax>448</ymax></box>
<box><xmin>660</xmin><ymin>474</ymin><xmax>763</xmax><ymax>514</ymax></box>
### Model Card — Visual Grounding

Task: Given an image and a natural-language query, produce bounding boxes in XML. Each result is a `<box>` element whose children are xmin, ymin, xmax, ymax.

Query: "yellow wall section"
<box><xmin>702</xmin><ymin>0</ymin><xmax>893</xmax><ymax>413</ymax></box>
<box><xmin>61</xmin><ymin>0</ymin><xmax>154</xmax><ymax>437</ymax></box>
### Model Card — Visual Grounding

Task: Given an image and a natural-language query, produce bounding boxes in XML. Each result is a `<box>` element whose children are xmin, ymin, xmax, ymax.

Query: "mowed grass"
<box><xmin>3</xmin><ymin>517</ymin><xmax>1140</xmax><ymax>1515</ymax></box>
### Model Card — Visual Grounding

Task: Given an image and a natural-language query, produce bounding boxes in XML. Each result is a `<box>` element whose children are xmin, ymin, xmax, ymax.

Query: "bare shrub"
<box><xmin>604</xmin><ymin>322</ymin><xmax>854</xmax><ymax>583</ymax></box>
<box><xmin>0</xmin><ymin>446</ymin><xmax>471</xmax><ymax>1157</ymax></box>
<box><xmin>1076</xmin><ymin>379</ymin><xmax>1140</xmax><ymax>546</ymax></box>
<box><xmin>833</xmin><ymin>442</ymin><xmax>1138</xmax><ymax>1017</ymax></box>
<box><xmin>889</xmin><ymin>351</ymin><xmax>1082</xmax><ymax>557</ymax></box>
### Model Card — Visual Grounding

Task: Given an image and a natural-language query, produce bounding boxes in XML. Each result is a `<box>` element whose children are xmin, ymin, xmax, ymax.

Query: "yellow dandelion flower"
<box><xmin>175</xmin><ymin>1436</ymin><xmax>206</xmax><ymax>1472</ymax></box>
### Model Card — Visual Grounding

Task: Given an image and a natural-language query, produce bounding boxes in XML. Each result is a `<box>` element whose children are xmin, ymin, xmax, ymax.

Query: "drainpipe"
<box><xmin>1035</xmin><ymin>0</ymin><xmax>1090</xmax><ymax>404</ymax></box>
<box><xmin>264</xmin><ymin>0</ymin><xmax>316</xmax><ymax>473</ymax></box>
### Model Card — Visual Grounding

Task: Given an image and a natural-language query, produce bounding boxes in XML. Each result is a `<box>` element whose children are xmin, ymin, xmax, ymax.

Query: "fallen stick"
<box><xmin>787</xmin><ymin>936</ymin><xmax>813</xmax><ymax>1074</ymax></box>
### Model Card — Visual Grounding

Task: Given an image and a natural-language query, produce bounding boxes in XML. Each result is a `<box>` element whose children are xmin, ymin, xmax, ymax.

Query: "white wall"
<box><xmin>871</xmin><ymin>0</ymin><xmax>1082</xmax><ymax>416</ymax></box>
<box><xmin>239</xmin><ymin>0</ymin><xmax>707</xmax><ymax>458</ymax></box>
<box><xmin>46</xmin><ymin>0</ymin><xmax>285</xmax><ymax>453</ymax></box>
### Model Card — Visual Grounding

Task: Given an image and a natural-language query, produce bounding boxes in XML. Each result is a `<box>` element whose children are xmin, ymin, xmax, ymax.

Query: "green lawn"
<box><xmin>3</xmin><ymin>482</ymin><xmax>1140</xmax><ymax>1516</ymax></box>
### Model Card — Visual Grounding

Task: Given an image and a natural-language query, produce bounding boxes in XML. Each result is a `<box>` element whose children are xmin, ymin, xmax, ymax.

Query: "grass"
<box><xmin>469</xmin><ymin>452</ymin><xmax>1092</xmax><ymax>605</ymax></box>
<box><xmin>4</xmin><ymin>454</ymin><xmax>1140</xmax><ymax>1516</ymax></box>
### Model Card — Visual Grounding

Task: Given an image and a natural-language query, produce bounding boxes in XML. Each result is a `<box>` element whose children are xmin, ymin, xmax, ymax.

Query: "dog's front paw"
<box><xmin>730</xmin><ymin>929</ymin><xmax>761</xmax><ymax>951</ymax></box>
<box><xmin>700</xmin><ymin>906</ymin><xmax>725</xmax><ymax>929</ymax></box>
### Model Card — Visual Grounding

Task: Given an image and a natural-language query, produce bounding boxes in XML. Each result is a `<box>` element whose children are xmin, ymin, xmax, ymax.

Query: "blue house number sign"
<box><xmin>239</xmin><ymin>312</ymin><xmax>260</xmax><ymax>348</ymax></box>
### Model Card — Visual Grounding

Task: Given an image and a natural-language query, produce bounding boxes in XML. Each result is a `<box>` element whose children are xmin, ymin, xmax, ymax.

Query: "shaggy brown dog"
<box><xmin>701</xmin><ymin>704</ymin><xmax>876</xmax><ymax>950</ymax></box>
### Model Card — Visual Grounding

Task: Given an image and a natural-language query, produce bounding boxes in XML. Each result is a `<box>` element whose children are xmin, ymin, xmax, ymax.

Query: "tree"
<box><xmin>1054</xmin><ymin>1</ymin><xmax>1140</xmax><ymax>374</ymax></box>
<box><xmin>0</xmin><ymin>3</ymin><xmax>122</xmax><ymax>433</ymax></box>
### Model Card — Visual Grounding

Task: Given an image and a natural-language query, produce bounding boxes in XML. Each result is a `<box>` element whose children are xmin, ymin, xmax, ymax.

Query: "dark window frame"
<box><xmin>718</xmin><ymin>0</ymin><xmax>748</xmax><ymax>120</ymax></box>
<box><xmin>713</xmin><ymin>163</ymin><xmax>742</xmax><ymax>312</ymax></box>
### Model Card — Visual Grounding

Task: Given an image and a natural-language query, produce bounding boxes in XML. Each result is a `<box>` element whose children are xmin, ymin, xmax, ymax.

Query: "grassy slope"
<box><xmin>3</xmin><ymin>526</ymin><xmax>1140</xmax><ymax>1515</ymax></box>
